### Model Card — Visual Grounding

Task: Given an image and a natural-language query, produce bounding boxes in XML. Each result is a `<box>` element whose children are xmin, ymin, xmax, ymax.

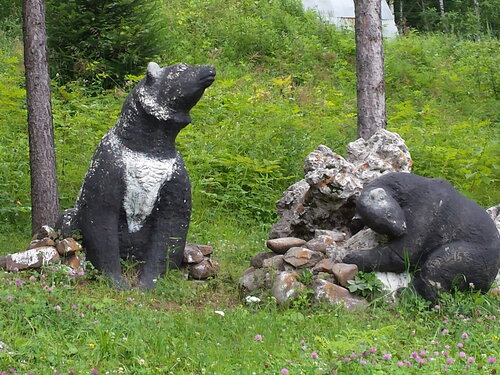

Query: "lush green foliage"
<box><xmin>394</xmin><ymin>0</ymin><xmax>499</xmax><ymax>37</ymax></box>
<box><xmin>45</xmin><ymin>0</ymin><xmax>168</xmax><ymax>88</ymax></box>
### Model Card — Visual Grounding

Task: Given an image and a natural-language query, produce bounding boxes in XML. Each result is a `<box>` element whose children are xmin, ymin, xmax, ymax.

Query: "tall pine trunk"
<box><xmin>23</xmin><ymin>0</ymin><xmax>60</xmax><ymax>233</ymax></box>
<box><xmin>354</xmin><ymin>0</ymin><xmax>387</xmax><ymax>140</ymax></box>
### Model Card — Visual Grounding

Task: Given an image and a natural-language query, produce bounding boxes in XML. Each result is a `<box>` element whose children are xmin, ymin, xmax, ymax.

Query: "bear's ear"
<box><xmin>146</xmin><ymin>62</ymin><xmax>162</xmax><ymax>84</ymax></box>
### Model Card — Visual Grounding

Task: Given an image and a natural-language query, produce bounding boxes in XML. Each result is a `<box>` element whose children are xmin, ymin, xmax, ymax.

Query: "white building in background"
<box><xmin>301</xmin><ymin>0</ymin><xmax>398</xmax><ymax>38</ymax></box>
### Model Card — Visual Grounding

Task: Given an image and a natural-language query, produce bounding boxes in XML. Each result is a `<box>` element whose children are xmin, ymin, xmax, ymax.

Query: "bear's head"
<box><xmin>137</xmin><ymin>62</ymin><xmax>216</xmax><ymax>125</ymax></box>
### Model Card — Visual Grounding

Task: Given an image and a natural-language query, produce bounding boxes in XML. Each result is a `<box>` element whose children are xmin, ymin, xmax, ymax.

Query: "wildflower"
<box><xmin>469</xmin><ymin>282</ymin><xmax>474</xmax><ymax>288</ymax></box>
<box><xmin>444</xmin><ymin>345</ymin><xmax>451</xmax><ymax>349</ymax></box>
<box><xmin>126</xmin><ymin>297</ymin><xmax>134</xmax><ymax>303</ymax></box>
<box><xmin>29</xmin><ymin>276</ymin><xmax>37</xmax><ymax>282</ymax></box>
<box><xmin>245</xmin><ymin>295</ymin><xmax>261</xmax><ymax>303</ymax></box>
<box><xmin>89</xmin><ymin>343</ymin><xmax>95</xmax><ymax>349</ymax></box>
<box><xmin>6</xmin><ymin>295</ymin><xmax>13</xmax><ymax>302</ymax></box>
<box><xmin>69</xmin><ymin>370</ymin><xmax>76</xmax><ymax>375</ymax></box>
<box><xmin>397</xmin><ymin>361</ymin><xmax>404</xmax><ymax>367</ymax></box>
<box><xmin>92</xmin><ymin>370</ymin><xmax>98</xmax><ymax>375</ymax></box>
<box><xmin>54</xmin><ymin>305</ymin><xmax>62</xmax><ymax>311</ymax></box>
<box><xmin>343</xmin><ymin>357</ymin><xmax>351</xmax><ymax>362</ymax></box>
<box><xmin>442</xmin><ymin>350</ymin><xmax>449</xmax><ymax>357</ymax></box>
<box><xmin>434</xmin><ymin>305</ymin><xmax>441</xmax><ymax>310</ymax></box>
<box><xmin>311</xmin><ymin>352</ymin><xmax>319</xmax><ymax>359</ymax></box>
<box><xmin>382</xmin><ymin>353</ymin><xmax>392</xmax><ymax>360</ymax></box>
<box><xmin>467</xmin><ymin>357</ymin><xmax>475</xmax><ymax>363</ymax></box>
<box><xmin>280</xmin><ymin>368</ymin><xmax>289</xmax><ymax>375</ymax></box>
<box><xmin>461</xmin><ymin>332</ymin><xmax>468</xmax><ymax>339</ymax></box>
<box><xmin>441</xmin><ymin>329</ymin><xmax>449</xmax><ymax>335</ymax></box>
<box><xmin>433</xmin><ymin>351</ymin><xmax>440</xmax><ymax>356</ymax></box>
<box><xmin>369</xmin><ymin>347</ymin><xmax>378</xmax><ymax>354</ymax></box>
<box><xmin>457</xmin><ymin>342</ymin><xmax>464</xmax><ymax>348</ymax></box>
<box><xmin>359</xmin><ymin>360</ymin><xmax>367</xmax><ymax>365</ymax></box>
<box><xmin>46</xmin><ymin>287</ymin><xmax>53</xmax><ymax>293</ymax></box>
<box><xmin>138</xmin><ymin>358</ymin><xmax>145</xmax><ymax>365</ymax></box>
<box><xmin>431</xmin><ymin>340</ymin><xmax>439</xmax><ymax>346</ymax></box>
<box><xmin>459</xmin><ymin>351</ymin><xmax>466</xmax><ymax>358</ymax></box>
<box><xmin>80</xmin><ymin>313</ymin><xmax>85</xmax><ymax>318</ymax></box>
<box><xmin>254</xmin><ymin>334</ymin><xmax>263</xmax><ymax>341</ymax></box>
<box><xmin>71</xmin><ymin>305</ymin><xmax>78</xmax><ymax>310</ymax></box>
<box><xmin>487</xmin><ymin>357</ymin><xmax>497</xmax><ymax>363</ymax></box>
<box><xmin>446</xmin><ymin>358</ymin><xmax>454</xmax><ymax>364</ymax></box>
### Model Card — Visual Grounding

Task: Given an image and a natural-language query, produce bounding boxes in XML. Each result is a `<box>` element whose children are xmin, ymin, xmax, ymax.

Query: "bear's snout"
<box><xmin>197</xmin><ymin>66</ymin><xmax>216</xmax><ymax>88</ymax></box>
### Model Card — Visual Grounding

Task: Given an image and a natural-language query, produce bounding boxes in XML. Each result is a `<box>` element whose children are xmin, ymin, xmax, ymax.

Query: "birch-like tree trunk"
<box><xmin>354</xmin><ymin>0</ymin><xmax>387</xmax><ymax>140</ymax></box>
<box><xmin>438</xmin><ymin>0</ymin><xmax>445</xmax><ymax>16</ymax></box>
<box><xmin>23</xmin><ymin>0</ymin><xmax>60</xmax><ymax>233</ymax></box>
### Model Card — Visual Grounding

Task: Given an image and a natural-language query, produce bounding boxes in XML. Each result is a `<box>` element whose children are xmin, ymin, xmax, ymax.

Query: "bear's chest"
<box><xmin>121</xmin><ymin>147</ymin><xmax>178</xmax><ymax>233</ymax></box>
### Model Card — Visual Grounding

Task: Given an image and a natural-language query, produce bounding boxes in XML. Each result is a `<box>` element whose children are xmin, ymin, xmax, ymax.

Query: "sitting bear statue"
<box><xmin>57</xmin><ymin>62</ymin><xmax>215</xmax><ymax>289</ymax></box>
<box><xmin>343</xmin><ymin>172</ymin><xmax>500</xmax><ymax>302</ymax></box>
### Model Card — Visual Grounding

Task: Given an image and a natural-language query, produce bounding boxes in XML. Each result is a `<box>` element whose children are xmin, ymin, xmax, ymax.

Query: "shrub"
<box><xmin>45</xmin><ymin>0</ymin><xmax>168</xmax><ymax>88</ymax></box>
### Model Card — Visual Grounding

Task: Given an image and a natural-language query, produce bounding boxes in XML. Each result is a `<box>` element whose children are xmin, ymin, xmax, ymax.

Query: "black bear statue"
<box><xmin>343</xmin><ymin>172</ymin><xmax>500</xmax><ymax>302</ymax></box>
<box><xmin>57</xmin><ymin>62</ymin><xmax>216</xmax><ymax>289</ymax></box>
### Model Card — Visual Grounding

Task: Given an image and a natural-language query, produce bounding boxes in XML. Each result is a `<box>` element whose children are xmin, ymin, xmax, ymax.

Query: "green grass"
<box><xmin>0</xmin><ymin>0</ymin><xmax>499</xmax><ymax>373</ymax></box>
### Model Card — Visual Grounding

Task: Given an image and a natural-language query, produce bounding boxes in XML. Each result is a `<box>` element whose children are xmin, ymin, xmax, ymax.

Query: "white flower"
<box><xmin>245</xmin><ymin>296</ymin><xmax>261</xmax><ymax>303</ymax></box>
<box><xmin>214</xmin><ymin>310</ymin><xmax>225</xmax><ymax>316</ymax></box>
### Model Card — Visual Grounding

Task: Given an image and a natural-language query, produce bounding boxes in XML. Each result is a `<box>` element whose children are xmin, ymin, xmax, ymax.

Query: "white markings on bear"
<box><xmin>120</xmin><ymin>142</ymin><xmax>178</xmax><ymax>233</ymax></box>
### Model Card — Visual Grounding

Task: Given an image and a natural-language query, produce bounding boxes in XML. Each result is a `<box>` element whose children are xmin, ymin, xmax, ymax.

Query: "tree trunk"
<box><xmin>354</xmin><ymin>0</ymin><xmax>387</xmax><ymax>140</ymax></box>
<box><xmin>438</xmin><ymin>0</ymin><xmax>445</xmax><ymax>16</ymax></box>
<box><xmin>23</xmin><ymin>0</ymin><xmax>60</xmax><ymax>233</ymax></box>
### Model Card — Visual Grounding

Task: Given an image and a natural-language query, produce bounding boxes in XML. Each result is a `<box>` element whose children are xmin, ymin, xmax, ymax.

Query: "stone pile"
<box><xmin>241</xmin><ymin>129</ymin><xmax>500</xmax><ymax>306</ymax></box>
<box><xmin>241</xmin><ymin>130</ymin><xmax>414</xmax><ymax>307</ymax></box>
<box><xmin>0</xmin><ymin>225</ymin><xmax>220</xmax><ymax>281</ymax></box>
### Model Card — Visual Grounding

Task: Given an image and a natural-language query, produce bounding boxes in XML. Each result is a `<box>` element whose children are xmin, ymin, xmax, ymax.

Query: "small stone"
<box><xmin>183</xmin><ymin>245</ymin><xmax>204</xmax><ymax>264</ymax></box>
<box><xmin>312</xmin><ymin>258</ymin><xmax>336</xmax><ymax>274</ymax></box>
<box><xmin>239</xmin><ymin>267</ymin><xmax>271</xmax><ymax>292</ymax></box>
<box><xmin>271</xmin><ymin>271</ymin><xmax>306</xmax><ymax>304</ymax></box>
<box><xmin>28</xmin><ymin>237</ymin><xmax>56</xmax><ymax>250</ymax></box>
<box><xmin>283</xmin><ymin>247</ymin><xmax>324</xmax><ymax>268</ymax></box>
<box><xmin>262</xmin><ymin>255</ymin><xmax>286</xmax><ymax>271</ymax></box>
<box><xmin>250</xmin><ymin>252</ymin><xmax>276</xmax><ymax>268</ymax></box>
<box><xmin>305</xmin><ymin>235</ymin><xmax>335</xmax><ymax>253</ymax></box>
<box><xmin>312</xmin><ymin>279</ymin><xmax>368</xmax><ymax>310</ymax></box>
<box><xmin>189</xmin><ymin>258</ymin><xmax>220</xmax><ymax>280</ymax></box>
<box><xmin>316</xmin><ymin>272</ymin><xmax>335</xmax><ymax>283</ymax></box>
<box><xmin>266</xmin><ymin>237</ymin><xmax>307</xmax><ymax>254</ymax></box>
<box><xmin>185</xmin><ymin>242</ymin><xmax>213</xmax><ymax>257</ymax></box>
<box><xmin>56</xmin><ymin>238</ymin><xmax>82</xmax><ymax>256</ymax></box>
<box><xmin>314</xmin><ymin>229</ymin><xmax>347</xmax><ymax>242</ymax></box>
<box><xmin>64</xmin><ymin>253</ymin><xmax>84</xmax><ymax>271</ymax></box>
<box><xmin>332</xmin><ymin>263</ymin><xmax>358</xmax><ymax>287</ymax></box>
<box><xmin>32</xmin><ymin>225</ymin><xmax>57</xmax><ymax>240</ymax></box>
<box><xmin>4</xmin><ymin>247</ymin><xmax>60</xmax><ymax>271</ymax></box>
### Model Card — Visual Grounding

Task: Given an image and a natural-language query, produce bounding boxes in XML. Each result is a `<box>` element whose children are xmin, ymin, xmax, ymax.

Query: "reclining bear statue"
<box><xmin>343</xmin><ymin>172</ymin><xmax>500</xmax><ymax>302</ymax></box>
<box><xmin>57</xmin><ymin>62</ymin><xmax>216</xmax><ymax>289</ymax></box>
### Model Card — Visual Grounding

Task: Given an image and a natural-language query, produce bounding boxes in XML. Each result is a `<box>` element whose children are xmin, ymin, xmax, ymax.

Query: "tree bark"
<box><xmin>23</xmin><ymin>0</ymin><xmax>60</xmax><ymax>233</ymax></box>
<box><xmin>354</xmin><ymin>0</ymin><xmax>387</xmax><ymax>140</ymax></box>
<box><xmin>438</xmin><ymin>0</ymin><xmax>445</xmax><ymax>16</ymax></box>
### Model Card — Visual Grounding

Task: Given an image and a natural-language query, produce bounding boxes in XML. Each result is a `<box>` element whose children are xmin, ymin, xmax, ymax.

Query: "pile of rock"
<box><xmin>0</xmin><ymin>225</ymin><xmax>83</xmax><ymax>273</ymax></box>
<box><xmin>0</xmin><ymin>225</ymin><xmax>220</xmax><ymax>281</ymax></box>
<box><xmin>241</xmin><ymin>129</ymin><xmax>500</xmax><ymax>306</ymax></box>
<box><xmin>240</xmin><ymin>130</ymin><xmax>414</xmax><ymax>307</ymax></box>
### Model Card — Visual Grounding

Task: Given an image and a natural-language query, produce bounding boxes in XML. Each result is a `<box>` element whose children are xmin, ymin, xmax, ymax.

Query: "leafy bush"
<box><xmin>45</xmin><ymin>0</ymin><xmax>168</xmax><ymax>88</ymax></box>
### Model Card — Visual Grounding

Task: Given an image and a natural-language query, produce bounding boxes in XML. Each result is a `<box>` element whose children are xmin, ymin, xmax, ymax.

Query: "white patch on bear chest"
<box><xmin>121</xmin><ymin>145</ymin><xmax>177</xmax><ymax>233</ymax></box>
